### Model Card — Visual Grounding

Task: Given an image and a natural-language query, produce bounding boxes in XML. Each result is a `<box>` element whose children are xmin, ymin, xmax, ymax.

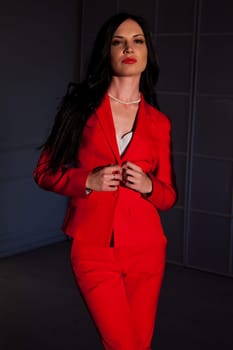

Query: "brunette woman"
<box><xmin>34</xmin><ymin>13</ymin><xmax>176</xmax><ymax>350</ymax></box>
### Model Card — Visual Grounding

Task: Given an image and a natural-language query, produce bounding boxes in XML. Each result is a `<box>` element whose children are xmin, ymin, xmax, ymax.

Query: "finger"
<box><xmin>102</xmin><ymin>179</ymin><xmax>119</xmax><ymax>191</ymax></box>
<box><xmin>102</xmin><ymin>175</ymin><xmax>121</xmax><ymax>189</ymax></box>
<box><xmin>102</xmin><ymin>184</ymin><xmax>118</xmax><ymax>191</ymax></box>
<box><xmin>105</xmin><ymin>164</ymin><xmax>122</xmax><ymax>174</ymax></box>
<box><xmin>124</xmin><ymin>168</ymin><xmax>136</xmax><ymax>177</ymax></box>
<box><xmin>108</xmin><ymin>171</ymin><xmax>122</xmax><ymax>184</ymax></box>
<box><xmin>122</xmin><ymin>168</ymin><xmax>137</xmax><ymax>183</ymax></box>
<box><xmin>124</xmin><ymin>175</ymin><xmax>136</xmax><ymax>185</ymax></box>
<box><xmin>111</xmin><ymin>172</ymin><xmax>122</xmax><ymax>181</ymax></box>
<box><xmin>122</xmin><ymin>161</ymin><xmax>142</xmax><ymax>172</ymax></box>
<box><xmin>124</xmin><ymin>168</ymin><xmax>144</xmax><ymax>180</ymax></box>
<box><xmin>124</xmin><ymin>181</ymin><xmax>138</xmax><ymax>191</ymax></box>
<box><xmin>108</xmin><ymin>177</ymin><xmax>120</xmax><ymax>188</ymax></box>
<box><xmin>111</xmin><ymin>166</ymin><xmax>123</xmax><ymax>181</ymax></box>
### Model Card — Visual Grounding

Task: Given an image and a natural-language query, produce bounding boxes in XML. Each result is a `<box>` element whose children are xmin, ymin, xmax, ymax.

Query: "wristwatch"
<box><xmin>85</xmin><ymin>188</ymin><xmax>92</xmax><ymax>195</ymax></box>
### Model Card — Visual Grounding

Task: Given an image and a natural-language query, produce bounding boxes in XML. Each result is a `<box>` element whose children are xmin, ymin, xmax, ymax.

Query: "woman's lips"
<box><xmin>122</xmin><ymin>57</ymin><xmax>137</xmax><ymax>64</ymax></box>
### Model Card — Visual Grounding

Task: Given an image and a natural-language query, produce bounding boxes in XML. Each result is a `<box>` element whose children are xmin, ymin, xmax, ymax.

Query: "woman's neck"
<box><xmin>108</xmin><ymin>76</ymin><xmax>140</xmax><ymax>101</ymax></box>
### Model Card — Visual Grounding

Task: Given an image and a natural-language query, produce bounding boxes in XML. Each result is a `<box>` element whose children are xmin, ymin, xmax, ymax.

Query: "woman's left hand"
<box><xmin>122</xmin><ymin>161</ymin><xmax>152</xmax><ymax>195</ymax></box>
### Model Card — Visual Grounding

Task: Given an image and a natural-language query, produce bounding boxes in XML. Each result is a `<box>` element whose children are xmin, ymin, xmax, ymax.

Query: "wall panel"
<box><xmin>0</xmin><ymin>178</ymin><xmax>66</xmax><ymax>257</ymax></box>
<box><xmin>188</xmin><ymin>0</ymin><xmax>233</xmax><ymax>274</ymax></box>
<box><xmin>194</xmin><ymin>97</ymin><xmax>233</xmax><ymax>158</ymax></box>
<box><xmin>158</xmin><ymin>94</ymin><xmax>190</xmax><ymax>153</ymax></box>
<box><xmin>157</xmin><ymin>0</ymin><xmax>195</xmax><ymax>33</ymax></box>
<box><xmin>200</xmin><ymin>0</ymin><xmax>233</xmax><ymax>33</ymax></box>
<box><xmin>191</xmin><ymin>158</ymin><xmax>233</xmax><ymax>214</ymax></box>
<box><xmin>160</xmin><ymin>208</ymin><xmax>184</xmax><ymax>263</ymax></box>
<box><xmin>189</xmin><ymin>212</ymin><xmax>230</xmax><ymax>273</ymax></box>
<box><xmin>197</xmin><ymin>36</ymin><xmax>233</xmax><ymax>95</ymax></box>
<box><xmin>0</xmin><ymin>0</ymin><xmax>80</xmax><ymax>257</ymax></box>
<box><xmin>156</xmin><ymin>36</ymin><xmax>193</xmax><ymax>93</ymax></box>
<box><xmin>155</xmin><ymin>0</ymin><xmax>196</xmax><ymax>266</ymax></box>
<box><xmin>118</xmin><ymin>0</ymin><xmax>156</xmax><ymax>30</ymax></box>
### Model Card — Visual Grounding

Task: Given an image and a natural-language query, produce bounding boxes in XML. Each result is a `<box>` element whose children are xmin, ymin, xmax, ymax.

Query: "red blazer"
<box><xmin>34</xmin><ymin>93</ymin><xmax>176</xmax><ymax>247</ymax></box>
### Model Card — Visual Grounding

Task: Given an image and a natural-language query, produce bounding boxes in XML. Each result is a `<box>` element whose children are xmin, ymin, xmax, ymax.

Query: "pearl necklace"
<box><xmin>108</xmin><ymin>92</ymin><xmax>141</xmax><ymax>105</ymax></box>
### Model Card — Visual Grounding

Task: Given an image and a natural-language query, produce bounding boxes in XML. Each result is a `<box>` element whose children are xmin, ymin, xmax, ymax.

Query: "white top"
<box><xmin>116</xmin><ymin>131</ymin><xmax>133</xmax><ymax>156</ymax></box>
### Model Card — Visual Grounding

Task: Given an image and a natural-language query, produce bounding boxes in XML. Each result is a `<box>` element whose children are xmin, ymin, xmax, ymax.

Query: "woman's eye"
<box><xmin>134</xmin><ymin>39</ymin><xmax>144</xmax><ymax>44</ymax></box>
<box><xmin>111</xmin><ymin>40</ymin><xmax>122</xmax><ymax>46</ymax></box>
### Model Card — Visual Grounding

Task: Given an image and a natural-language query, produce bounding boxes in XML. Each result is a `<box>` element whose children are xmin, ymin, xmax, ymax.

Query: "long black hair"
<box><xmin>44</xmin><ymin>12</ymin><xmax>160</xmax><ymax>172</ymax></box>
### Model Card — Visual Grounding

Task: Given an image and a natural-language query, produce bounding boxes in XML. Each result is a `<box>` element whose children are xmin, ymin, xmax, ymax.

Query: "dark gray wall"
<box><xmin>156</xmin><ymin>0</ymin><xmax>233</xmax><ymax>275</ymax></box>
<box><xmin>0</xmin><ymin>0</ymin><xmax>80</xmax><ymax>256</ymax></box>
<box><xmin>1</xmin><ymin>0</ymin><xmax>233</xmax><ymax>277</ymax></box>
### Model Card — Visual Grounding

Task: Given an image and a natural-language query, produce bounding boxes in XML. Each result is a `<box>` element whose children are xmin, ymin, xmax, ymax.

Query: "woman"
<box><xmin>34</xmin><ymin>12</ymin><xmax>176</xmax><ymax>350</ymax></box>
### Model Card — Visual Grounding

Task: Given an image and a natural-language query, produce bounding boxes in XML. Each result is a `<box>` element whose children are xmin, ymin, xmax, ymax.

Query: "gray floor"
<box><xmin>1</xmin><ymin>240</ymin><xmax>233</xmax><ymax>350</ymax></box>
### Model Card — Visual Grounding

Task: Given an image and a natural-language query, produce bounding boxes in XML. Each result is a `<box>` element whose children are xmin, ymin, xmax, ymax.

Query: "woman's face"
<box><xmin>110</xmin><ymin>19</ymin><xmax>148</xmax><ymax>78</ymax></box>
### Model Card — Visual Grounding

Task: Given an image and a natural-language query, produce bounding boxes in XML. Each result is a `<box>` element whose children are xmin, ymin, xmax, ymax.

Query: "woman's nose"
<box><xmin>123</xmin><ymin>43</ymin><xmax>134</xmax><ymax>53</ymax></box>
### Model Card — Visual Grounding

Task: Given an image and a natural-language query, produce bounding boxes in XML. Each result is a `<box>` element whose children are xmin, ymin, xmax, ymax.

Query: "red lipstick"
<box><xmin>122</xmin><ymin>57</ymin><xmax>137</xmax><ymax>64</ymax></box>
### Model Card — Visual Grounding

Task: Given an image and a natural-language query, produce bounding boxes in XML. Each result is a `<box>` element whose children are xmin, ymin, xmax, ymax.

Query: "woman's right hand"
<box><xmin>85</xmin><ymin>165</ymin><xmax>122</xmax><ymax>192</ymax></box>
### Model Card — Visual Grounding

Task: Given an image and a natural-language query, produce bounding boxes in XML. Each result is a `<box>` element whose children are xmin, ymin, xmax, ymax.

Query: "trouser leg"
<box><xmin>70</xmin><ymin>241</ymin><xmax>166</xmax><ymax>350</ymax></box>
<box><xmin>71</xmin><ymin>242</ymin><xmax>141</xmax><ymax>350</ymax></box>
<box><xmin>121</xmin><ymin>245</ymin><xmax>166</xmax><ymax>350</ymax></box>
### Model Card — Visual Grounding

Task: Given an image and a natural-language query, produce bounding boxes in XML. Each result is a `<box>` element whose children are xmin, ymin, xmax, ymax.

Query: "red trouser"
<box><xmin>71</xmin><ymin>240</ymin><xmax>166</xmax><ymax>350</ymax></box>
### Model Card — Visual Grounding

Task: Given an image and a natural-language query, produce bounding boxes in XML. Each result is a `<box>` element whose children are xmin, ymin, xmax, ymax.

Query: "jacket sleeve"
<box><xmin>33</xmin><ymin>148</ymin><xmax>90</xmax><ymax>198</ymax></box>
<box><xmin>147</xmin><ymin>117</ymin><xmax>177</xmax><ymax>210</ymax></box>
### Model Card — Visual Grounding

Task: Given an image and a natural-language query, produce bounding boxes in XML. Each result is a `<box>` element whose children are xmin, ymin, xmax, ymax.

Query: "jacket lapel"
<box><xmin>121</xmin><ymin>94</ymin><xmax>149</xmax><ymax>161</ymax></box>
<box><xmin>95</xmin><ymin>93</ymin><xmax>121</xmax><ymax>164</ymax></box>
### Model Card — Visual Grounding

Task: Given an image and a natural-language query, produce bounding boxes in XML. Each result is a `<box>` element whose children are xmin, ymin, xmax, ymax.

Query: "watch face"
<box><xmin>85</xmin><ymin>188</ymin><xmax>92</xmax><ymax>195</ymax></box>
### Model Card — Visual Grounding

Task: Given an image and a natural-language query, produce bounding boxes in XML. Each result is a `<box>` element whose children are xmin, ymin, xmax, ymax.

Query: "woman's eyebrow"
<box><xmin>112</xmin><ymin>34</ymin><xmax>145</xmax><ymax>38</ymax></box>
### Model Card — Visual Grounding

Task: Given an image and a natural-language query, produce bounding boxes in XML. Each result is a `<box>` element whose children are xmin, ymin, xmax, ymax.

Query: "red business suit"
<box><xmin>34</xmin><ymin>93</ymin><xmax>176</xmax><ymax>350</ymax></box>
